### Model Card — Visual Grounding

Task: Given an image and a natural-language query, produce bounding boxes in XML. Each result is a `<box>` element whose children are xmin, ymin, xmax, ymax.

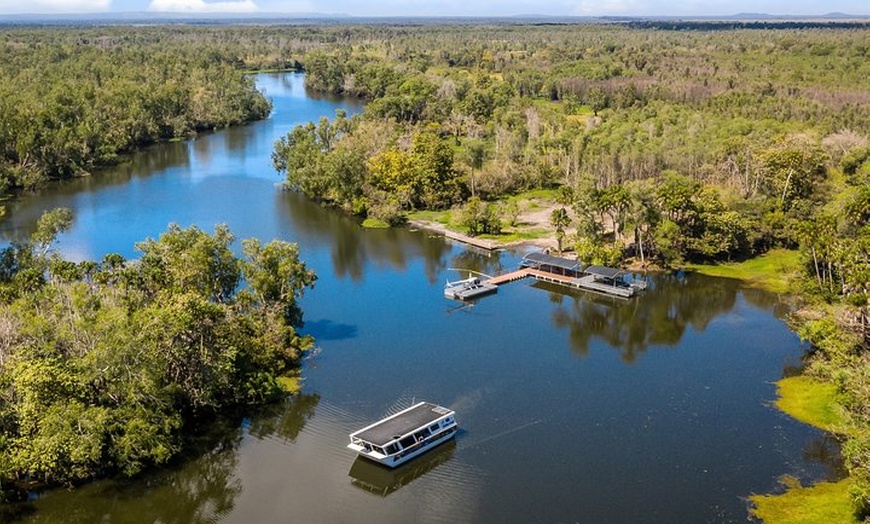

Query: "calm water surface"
<box><xmin>0</xmin><ymin>74</ymin><xmax>839</xmax><ymax>524</ymax></box>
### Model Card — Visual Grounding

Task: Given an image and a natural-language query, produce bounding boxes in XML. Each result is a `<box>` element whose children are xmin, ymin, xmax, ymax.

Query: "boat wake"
<box><xmin>459</xmin><ymin>418</ymin><xmax>544</xmax><ymax>449</ymax></box>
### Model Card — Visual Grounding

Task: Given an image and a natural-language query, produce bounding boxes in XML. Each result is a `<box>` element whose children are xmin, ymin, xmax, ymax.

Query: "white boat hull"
<box><xmin>348</xmin><ymin>427</ymin><xmax>457</xmax><ymax>468</ymax></box>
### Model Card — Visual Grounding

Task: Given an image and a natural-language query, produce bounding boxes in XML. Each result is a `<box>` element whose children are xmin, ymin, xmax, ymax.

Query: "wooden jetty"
<box><xmin>485</xmin><ymin>252</ymin><xmax>647</xmax><ymax>298</ymax></box>
<box><xmin>488</xmin><ymin>268</ymin><xmax>639</xmax><ymax>297</ymax></box>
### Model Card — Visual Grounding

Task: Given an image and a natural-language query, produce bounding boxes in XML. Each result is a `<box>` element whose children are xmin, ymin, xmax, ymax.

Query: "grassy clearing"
<box><xmin>749</xmin><ymin>478</ymin><xmax>857</xmax><ymax>524</ymax></box>
<box><xmin>774</xmin><ymin>375</ymin><xmax>845</xmax><ymax>432</ymax></box>
<box><xmin>479</xmin><ymin>228</ymin><xmax>551</xmax><ymax>244</ymax></box>
<box><xmin>685</xmin><ymin>249</ymin><xmax>801</xmax><ymax>294</ymax></box>
<box><xmin>407</xmin><ymin>209</ymin><xmax>454</xmax><ymax>226</ymax></box>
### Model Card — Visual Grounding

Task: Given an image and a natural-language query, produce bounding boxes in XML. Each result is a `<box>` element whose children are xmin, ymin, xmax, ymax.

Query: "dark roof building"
<box><xmin>520</xmin><ymin>252</ymin><xmax>584</xmax><ymax>276</ymax></box>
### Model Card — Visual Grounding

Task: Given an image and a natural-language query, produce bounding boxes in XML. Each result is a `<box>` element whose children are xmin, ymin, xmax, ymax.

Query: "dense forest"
<box><xmin>0</xmin><ymin>28</ymin><xmax>272</xmax><ymax>193</ymax></box>
<box><xmin>0</xmin><ymin>22</ymin><xmax>867</xmax><ymax>518</ymax></box>
<box><xmin>0</xmin><ymin>213</ymin><xmax>316</xmax><ymax>495</ymax></box>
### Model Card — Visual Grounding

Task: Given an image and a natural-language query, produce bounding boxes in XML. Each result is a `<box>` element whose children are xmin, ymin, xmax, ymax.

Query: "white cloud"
<box><xmin>572</xmin><ymin>0</ymin><xmax>649</xmax><ymax>15</ymax></box>
<box><xmin>0</xmin><ymin>0</ymin><xmax>110</xmax><ymax>13</ymax></box>
<box><xmin>147</xmin><ymin>0</ymin><xmax>258</xmax><ymax>13</ymax></box>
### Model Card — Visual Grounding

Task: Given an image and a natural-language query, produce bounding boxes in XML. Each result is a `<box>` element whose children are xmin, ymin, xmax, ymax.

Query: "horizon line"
<box><xmin>0</xmin><ymin>11</ymin><xmax>869</xmax><ymax>19</ymax></box>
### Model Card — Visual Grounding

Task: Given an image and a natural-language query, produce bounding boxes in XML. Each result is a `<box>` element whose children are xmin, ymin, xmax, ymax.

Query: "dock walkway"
<box><xmin>487</xmin><ymin>268</ymin><xmax>636</xmax><ymax>298</ymax></box>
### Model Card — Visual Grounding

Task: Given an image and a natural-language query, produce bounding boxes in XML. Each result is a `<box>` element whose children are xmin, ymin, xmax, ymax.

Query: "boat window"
<box><xmin>374</xmin><ymin>446</ymin><xmax>386</xmax><ymax>455</ymax></box>
<box><xmin>385</xmin><ymin>444</ymin><xmax>399</xmax><ymax>455</ymax></box>
<box><xmin>399</xmin><ymin>436</ymin><xmax>416</xmax><ymax>448</ymax></box>
<box><xmin>429</xmin><ymin>424</ymin><xmax>440</xmax><ymax>432</ymax></box>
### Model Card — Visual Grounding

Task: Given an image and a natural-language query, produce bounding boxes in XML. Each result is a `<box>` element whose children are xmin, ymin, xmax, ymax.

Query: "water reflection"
<box><xmin>0</xmin><ymin>141</ymin><xmax>192</xmax><ymax>245</ymax></box>
<box><xmin>4</xmin><ymin>394</ymin><xmax>320</xmax><ymax>524</ymax></box>
<box><xmin>0</xmin><ymin>72</ymin><xmax>835</xmax><ymax>524</ymax></box>
<box><xmin>246</xmin><ymin>393</ymin><xmax>320</xmax><ymax>443</ymax></box>
<box><xmin>802</xmin><ymin>434</ymin><xmax>847</xmax><ymax>482</ymax></box>
<box><xmin>546</xmin><ymin>272</ymin><xmax>748</xmax><ymax>361</ymax></box>
<box><xmin>348</xmin><ymin>440</ymin><xmax>457</xmax><ymax>497</ymax></box>
<box><xmin>446</xmin><ymin>247</ymin><xmax>510</xmax><ymax>281</ymax></box>
<box><xmin>276</xmin><ymin>192</ymin><xmax>453</xmax><ymax>283</ymax></box>
<box><xmin>6</xmin><ymin>427</ymin><xmax>242</xmax><ymax>524</ymax></box>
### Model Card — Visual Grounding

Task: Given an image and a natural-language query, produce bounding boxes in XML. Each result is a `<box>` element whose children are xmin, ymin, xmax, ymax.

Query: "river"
<box><xmin>0</xmin><ymin>73</ymin><xmax>840</xmax><ymax>524</ymax></box>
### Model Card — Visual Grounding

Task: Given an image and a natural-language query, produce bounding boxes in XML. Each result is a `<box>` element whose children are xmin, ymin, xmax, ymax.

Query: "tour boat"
<box><xmin>348</xmin><ymin>402</ymin><xmax>458</xmax><ymax>468</ymax></box>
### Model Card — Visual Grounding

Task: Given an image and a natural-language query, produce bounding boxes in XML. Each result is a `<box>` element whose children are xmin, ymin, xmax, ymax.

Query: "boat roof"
<box><xmin>351</xmin><ymin>402</ymin><xmax>453</xmax><ymax>447</ymax></box>
<box><xmin>584</xmin><ymin>265</ymin><xmax>625</xmax><ymax>279</ymax></box>
<box><xmin>521</xmin><ymin>252</ymin><xmax>583</xmax><ymax>272</ymax></box>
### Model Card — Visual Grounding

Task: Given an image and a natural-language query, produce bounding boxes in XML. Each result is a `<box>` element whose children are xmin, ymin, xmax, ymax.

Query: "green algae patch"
<box><xmin>749</xmin><ymin>478</ymin><xmax>857</xmax><ymax>524</ymax></box>
<box><xmin>362</xmin><ymin>218</ymin><xmax>390</xmax><ymax>229</ymax></box>
<box><xmin>685</xmin><ymin>249</ymin><xmax>800</xmax><ymax>294</ymax></box>
<box><xmin>774</xmin><ymin>376</ymin><xmax>845</xmax><ymax>431</ymax></box>
<box><xmin>751</xmin><ymin>376</ymin><xmax>858</xmax><ymax>524</ymax></box>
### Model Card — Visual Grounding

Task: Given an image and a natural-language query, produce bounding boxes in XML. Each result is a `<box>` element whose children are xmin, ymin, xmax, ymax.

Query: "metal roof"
<box><xmin>351</xmin><ymin>402</ymin><xmax>453</xmax><ymax>447</ymax></box>
<box><xmin>521</xmin><ymin>252</ymin><xmax>583</xmax><ymax>272</ymax></box>
<box><xmin>584</xmin><ymin>265</ymin><xmax>625</xmax><ymax>279</ymax></box>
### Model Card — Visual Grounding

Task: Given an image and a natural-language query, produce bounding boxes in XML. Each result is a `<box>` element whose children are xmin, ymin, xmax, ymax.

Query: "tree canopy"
<box><xmin>0</xmin><ymin>216</ymin><xmax>315</xmax><ymax>492</ymax></box>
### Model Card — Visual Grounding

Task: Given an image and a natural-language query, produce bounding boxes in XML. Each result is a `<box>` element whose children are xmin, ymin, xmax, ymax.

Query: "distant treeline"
<box><xmin>0</xmin><ymin>28</ymin><xmax>272</xmax><ymax>195</ymax></box>
<box><xmin>625</xmin><ymin>20</ymin><xmax>870</xmax><ymax>31</ymax></box>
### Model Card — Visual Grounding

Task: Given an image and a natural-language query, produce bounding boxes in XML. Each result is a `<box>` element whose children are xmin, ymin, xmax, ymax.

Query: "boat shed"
<box><xmin>520</xmin><ymin>252</ymin><xmax>585</xmax><ymax>278</ymax></box>
<box><xmin>584</xmin><ymin>265</ymin><xmax>627</xmax><ymax>282</ymax></box>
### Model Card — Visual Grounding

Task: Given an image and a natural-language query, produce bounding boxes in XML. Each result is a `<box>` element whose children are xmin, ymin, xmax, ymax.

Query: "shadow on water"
<box><xmin>348</xmin><ymin>439</ymin><xmax>457</xmax><ymax>497</ymax></box>
<box><xmin>0</xmin><ymin>71</ymin><xmax>837</xmax><ymax>524</ymax></box>
<box><xmin>303</xmin><ymin>319</ymin><xmax>359</xmax><ymax>341</ymax></box>
<box><xmin>803</xmin><ymin>434</ymin><xmax>848</xmax><ymax>482</ymax></box>
<box><xmin>1</xmin><ymin>394</ymin><xmax>320</xmax><ymax>524</ymax></box>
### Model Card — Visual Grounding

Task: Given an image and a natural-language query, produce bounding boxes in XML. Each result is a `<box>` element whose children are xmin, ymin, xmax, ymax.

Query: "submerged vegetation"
<box><xmin>774</xmin><ymin>376</ymin><xmax>845</xmax><ymax>433</ymax></box>
<box><xmin>750</xmin><ymin>478</ymin><xmax>857</xmax><ymax>524</ymax></box>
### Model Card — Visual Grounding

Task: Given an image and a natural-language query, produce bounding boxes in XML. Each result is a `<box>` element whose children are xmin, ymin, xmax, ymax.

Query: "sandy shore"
<box><xmin>407</xmin><ymin>218</ymin><xmax>557</xmax><ymax>252</ymax></box>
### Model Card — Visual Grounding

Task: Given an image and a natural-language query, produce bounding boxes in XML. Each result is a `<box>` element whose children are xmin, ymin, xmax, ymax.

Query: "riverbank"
<box><xmin>749</xmin><ymin>376</ymin><xmax>856</xmax><ymax>524</ymax></box>
<box><xmin>684</xmin><ymin>249</ymin><xmax>801</xmax><ymax>294</ymax></box>
<box><xmin>407</xmin><ymin>218</ymin><xmax>548</xmax><ymax>251</ymax></box>
<box><xmin>689</xmin><ymin>252</ymin><xmax>867</xmax><ymax>523</ymax></box>
<box><xmin>405</xmin><ymin>191</ymin><xmax>568</xmax><ymax>252</ymax></box>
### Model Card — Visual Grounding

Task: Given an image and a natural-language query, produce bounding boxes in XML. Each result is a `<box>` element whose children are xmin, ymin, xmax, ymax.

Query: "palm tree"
<box><xmin>550</xmin><ymin>207</ymin><xmax>571</xmax><ymax>253</ymax></box>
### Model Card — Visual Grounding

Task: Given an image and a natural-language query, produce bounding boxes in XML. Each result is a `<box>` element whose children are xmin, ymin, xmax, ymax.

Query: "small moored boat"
<box><xmin>348</xmin><ymin>402</ymin><xmax>458</xmax><ymax>468</ymax></box>
<box><xmin>444</xmin><ymin>275</ymin><xmax>497</xmax><ymax>301</ymax></box>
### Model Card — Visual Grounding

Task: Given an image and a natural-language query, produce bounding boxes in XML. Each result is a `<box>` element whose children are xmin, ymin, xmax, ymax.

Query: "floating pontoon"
<box><xmin>444</xmin><ymin>275</ymin><xmax>498</xmax><ymax>301</ymax></box>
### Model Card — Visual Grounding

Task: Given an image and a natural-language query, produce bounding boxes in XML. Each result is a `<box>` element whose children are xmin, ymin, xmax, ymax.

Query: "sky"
<box><xmin>0</xmin><ymin>0</ymin><xmax>866</xmax><ymax>17</ymax></box>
